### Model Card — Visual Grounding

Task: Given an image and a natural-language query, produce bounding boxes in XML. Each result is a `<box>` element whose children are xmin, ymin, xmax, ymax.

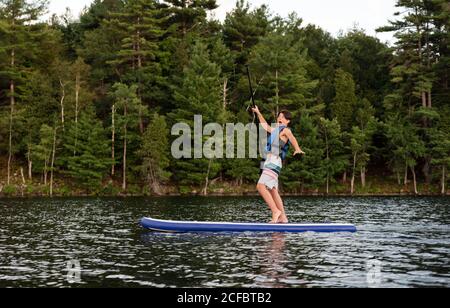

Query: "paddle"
<box><xmin>246</xmin><ymin>65</ymin><xmax>256</xmax><ymax>109</ymax></box>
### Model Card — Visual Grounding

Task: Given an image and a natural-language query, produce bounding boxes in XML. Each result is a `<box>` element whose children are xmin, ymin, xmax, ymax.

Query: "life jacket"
<box><xmin>266</xmin><ymin>126</ymin><xmax>290</xmax><ymax>161</ymax></box>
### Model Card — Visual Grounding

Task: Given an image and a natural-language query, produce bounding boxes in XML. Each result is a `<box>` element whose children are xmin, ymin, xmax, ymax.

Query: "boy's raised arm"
<box><xmin>286</xmin><ymin>129</ymin><xmax>305</xmax><ymax>156</ymax></box>
<box><xmin>252</xmin><ymin>106</ymin><xmax>274</xmax><ymax>133</ymax></box>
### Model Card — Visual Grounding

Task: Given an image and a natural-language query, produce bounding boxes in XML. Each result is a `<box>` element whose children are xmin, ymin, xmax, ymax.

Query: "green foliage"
<box><xmin>250</xmin><ymin>30</ymin><xmax>318</xmax><ymax>117</ymax></box>
<box><xmin>385</xmin><ymin>115</ymin><xmax>426</xmax><ymax>171</ymax></box>
<box><xmin>63</xmin><ymin>108</ymin><xmax>111</xmax><ymax>191</ymax></box>
<box><xmin>138</xmin><ymin>113</ymin><xmax>171</xmax><ymax>194</ymax></box>
<box><xmin>168</xmin><ymin>41</ymin><xmax>225</xmax><ymax>186</ymax></box>
<box><xmin>32</xmin><ymin>124</ymin><xmax>54</xmax><ymax>175</ymax></box>
<box><xmin>318</xmin><ymin>117</ymin><xmax>348</xmax><ymax>188</ymax></box>
<box><xmin>282</xmin><ymin>114</ymin><xmax>326</xmax><ymax>191</ymax></box>
<box><xmin>223</xmin><ymin>0</ymin><xmax>270</xmax><ymax>66</ymax></box>
<box><xmin>2</xmin><ymin>184</ymin><xmax>17</xmax><ymax>196</ymax></box>
<box><xmin>331</xmin><ymin>69</ymin><xmax>357</xmax><ymax>132</ymax></box>
<box><xmin>0</xmin><ymin>0</ymin><xmax>448</xmax><ymax>195</ymax></box>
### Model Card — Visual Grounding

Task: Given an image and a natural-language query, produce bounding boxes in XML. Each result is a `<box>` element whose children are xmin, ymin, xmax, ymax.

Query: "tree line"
<box><xmin>0</xmin><ymin>0</ymin><xmax>448</xmax><ymax>196</ymax></box>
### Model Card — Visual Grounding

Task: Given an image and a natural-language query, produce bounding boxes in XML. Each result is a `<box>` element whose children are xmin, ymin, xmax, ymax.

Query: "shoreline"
<box><xmin>0</xmin><ymin>191</ymin><xmax>449</xmax><ymax>199</ymax></box>
<box><xmin>1</xmin><ymin>179</ymin><xmax>448</xmax><ymax>198</ymax></box>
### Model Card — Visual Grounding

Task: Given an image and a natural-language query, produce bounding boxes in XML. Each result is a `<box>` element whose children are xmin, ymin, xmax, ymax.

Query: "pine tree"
<box><xmin>222</xmin><ymin>0</ymin><xmax>271</xmax><ymax>112</ymax></box>
<box><xmin>109</xmin><ymin>83</ymin><xmax>146</xmax><ymax>191</ymax></box>
<box><xmin>32</xmin><ymin>123</ymin><xmax>54</xmax><ymax>186</ymax></box>
<box><xmin>318</xmin><ymin>118</ymin><xmax>348</xmax><ymax>194</ymax></box>
<box><xmin>349</xmin><ymin>120</ymin><xmax>377</xmax><ymax>194</ymax></box>
<box><xmin>379</xmin><ymin>0</ymin><xmax>449</xmax><ymax>185</ymax></box>
<box><xmin>385</xmin><ymin>114</ymin><xmax>426</xmax><ymax>194</ymax></box>
<box><xmin>163</xmin><ymin>0</ymin><xmax>218</xmax><ymax>68</ymax></box>
<box><xmin>169</xmin><ymin>41</ymin><xmax>222</xmax><ymax>190</ymax></box>
<box><xmin>378</xmin><ymin>0</ymin><xmax>436</xmax><ymax>111</ymax></box>
<box><xmin>0</xmin><ymin>0</ymin><xmax>49</xmax><ymax>184</ymax></box>
<box><xmin>223</xmin><ymin>0</ymin><xmax>270</xmax><ymax>66</ymax></box>
<box><xmin>250</xmin><ymin>30</ymin><xmax>318</xmax><ymax>118</ymax></box>
<box><xmin>79</xmin><ymin>0</ymin><xmax>124</xmax><ymax>32</ymax></box>
<box><xmin>138</xmin><ymin>113</ymin><xmax>171</xmax><ymax>195</ymax></box>
<box><xmin>430</xmin><ymin>123</ymin><xmax>450</xmax><ymax>195</ymax></box>
<box><xmin>354</xmin><ymin>98</ymin><xmax>378</xmax><ymax>188</ymax></box>
<box><xmin>224</xmin><ymin>109</ymin><xmax>259</xmax><ymax>187</ymax></box>
<box><xmin>106</xmin><ymin>0</ymin><xmax>165</xmax><ymax>133</ymax></box>
<box><xmin>281</xmin><ymin>114</ymin><xmax>326</xmax><ymax>193</ymax></box>
<box><xmin>337</xmin><ymin>29</ymin><xmax>392</xmax><ymax>110</ymax></box>
<box><xmin>63</xmin><ymin>107</ymin><xmax>111</xmax><ymax>192</ymax></box>
<box><xmin>331</xmin><ymin>69</ymin><xmax>357</xmax><ymax>132</ymax></box>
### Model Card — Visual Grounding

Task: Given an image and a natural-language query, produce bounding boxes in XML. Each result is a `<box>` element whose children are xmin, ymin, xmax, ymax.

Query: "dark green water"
<box><xmin>0</xmin><ymin>196</ymin><xmax>448</xmax><ymax>288</ymax></box>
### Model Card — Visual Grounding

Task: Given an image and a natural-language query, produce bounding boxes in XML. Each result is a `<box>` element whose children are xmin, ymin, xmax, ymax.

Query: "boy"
<box><xmin>252</xmin><ymin>106</ymin><xmax>305</xmax><ymax>224</ymax></box>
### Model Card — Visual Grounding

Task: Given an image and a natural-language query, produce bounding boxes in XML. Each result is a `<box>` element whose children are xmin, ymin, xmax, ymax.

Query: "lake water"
<box><xmin>0</xmin><ymin>196</ymin><xmax>448</xmax><ymax>288</ymax></box>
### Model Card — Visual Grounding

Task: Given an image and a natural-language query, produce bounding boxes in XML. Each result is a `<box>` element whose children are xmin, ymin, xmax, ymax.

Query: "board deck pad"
<box><xmin>140</xmin><ymin>217</ymin><xmax>357</xmax><ymax>233</ymax></box>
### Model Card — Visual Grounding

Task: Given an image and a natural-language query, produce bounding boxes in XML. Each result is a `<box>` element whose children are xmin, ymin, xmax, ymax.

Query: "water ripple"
<box><xmin>0</xmin><ymin>196</ymin><xmax>448</xmax><ymax>288</ymax></box>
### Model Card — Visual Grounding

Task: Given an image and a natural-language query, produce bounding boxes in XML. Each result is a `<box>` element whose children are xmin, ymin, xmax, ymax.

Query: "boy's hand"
<box><xmin>294</xmin><ymin>149</ymin><xmax>306</xmax><ymax>156</ymax></box>
<box><xmin>251</xmin><ymin>106</ymin><xmax>261</xmax><ymax>115</ymax></box>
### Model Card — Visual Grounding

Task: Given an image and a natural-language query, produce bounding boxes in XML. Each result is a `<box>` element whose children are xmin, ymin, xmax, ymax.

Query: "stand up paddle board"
<box><xmin>140</xmin><ymin>217</ymin><xmax>357</xmax><ymax>233</ymax></box>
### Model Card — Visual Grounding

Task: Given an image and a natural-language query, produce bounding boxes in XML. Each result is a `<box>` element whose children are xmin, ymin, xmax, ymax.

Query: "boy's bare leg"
<box><xmin>257</xmin><ymin>184</ymin><xmax>282</xmax><ymax>223</ymax></box>
<box><xmin>270</xmin><ymin>189</ymin><xmax>288</xmax><ymax>223</ymax></box>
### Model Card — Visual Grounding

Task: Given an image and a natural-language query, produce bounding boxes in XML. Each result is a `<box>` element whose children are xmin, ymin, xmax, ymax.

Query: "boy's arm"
<box><xmin>252</xmin><ymin>106</ymin><xmax>274</xmax><ymax>133</ymax></box>
<box><xmin>285</xmin><ymin>129</ymin><xmax>305</xmax><ymax>156</ymax></box>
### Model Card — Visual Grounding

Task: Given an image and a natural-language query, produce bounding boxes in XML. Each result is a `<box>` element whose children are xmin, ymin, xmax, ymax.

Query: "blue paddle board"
<box><xmin>140</xmin><ymin>217</ymin><xmax>357</xmax><ymax>233</ymax></box>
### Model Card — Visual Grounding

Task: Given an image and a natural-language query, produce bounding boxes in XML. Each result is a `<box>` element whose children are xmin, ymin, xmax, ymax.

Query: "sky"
<box><xmin>48</xmin><ymin>0</ymin><xmax>398</xmax><ymax>44</ymax></box>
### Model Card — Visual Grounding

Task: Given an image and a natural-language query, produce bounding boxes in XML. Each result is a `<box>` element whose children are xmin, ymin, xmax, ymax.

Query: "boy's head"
<box><xmin>277</xmin><ymin>110</ymin><xmax>292</xmax><ymax>126</ymax></box>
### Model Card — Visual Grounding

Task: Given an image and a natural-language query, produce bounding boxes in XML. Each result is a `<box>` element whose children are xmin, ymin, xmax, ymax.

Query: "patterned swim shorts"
<box><xmin>258</xmin><ymin>169</ymin><xmax>279</xmax><ymax>190</ymax></box>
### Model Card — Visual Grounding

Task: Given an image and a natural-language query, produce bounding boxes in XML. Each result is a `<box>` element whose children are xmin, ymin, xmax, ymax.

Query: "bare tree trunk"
<box><xmin>351</xmin><ymin>154</ymin><xmax>357</xmax><ymax>195</ymax></box>
<box><xmin>27</xmin><ymin>142</ymin><xmax>32</xmax><ymax>181</ymax></box>
<box><xmin>442</xmin><ymin>165</ymin><xmax>446</xmax><ymax>195</ymax></box>
<box><xmin>404</xmin><ymin>164</ymin><xmax>408</xmax><ymax>186</ymax></box>
<box><xmin>421</xmin><ymin>92</ymin><xmax>427</xmax><ymax>108</ymax></box>
<box><xmin>411</xmin><ymin>166</ymin><xmax>418</xmax><ymax>195</ymax></box>
<box><xmin>44</xmin><ymin>158</ymin><xmax>48</xmax><ymax>186</ymax></box>
<box><xmin>75</xmin><ymin>71</ymin><xmax>80</xmax><ymax>125</ymax></box>
<box><xmin>417</xmin><ymin>20</ymin><xmax>427</xmax><ymax>109</ymax></box>
<box><xmin>138</xmin><ymin>105</ymin><xmax>144</xmax><ymax>135</ymax></box>
<box><xmin>425</xmin><ymin>22</ymin><xmax>432</xmax><ymax>109</ymax></box>
<box><xmin>136</xmin><ymin>19</ymin><xmax>144</xmax><ymax>135</ymax></box>
<box><xmin>275</xmin><ymin>69</ymin><xmax>279</xmax><ymax>116</ymax></box>
<box><xmin>74</xmin><ymin>70</ymin><xmax>80</xmax><ymax>155</ymax></box>
<box><xmin>223</xmin><ymin>79</ymin><xmax>228</xmax><ymax>110</ymax></box>
<box><xmin>148</xmin><ymin>163</ymin><xmax>162</xmax><ymax>195</ymax></box>
<box><xmin>397</xmin><ymin>171</ymin><xmax>401</xmax><ymax>185</ymax></box>
<box><xmin>325</xmin><ymin>132</ymin><xmax>329</xmax><ymax>195</ymax></box>
<box><xmin>361</xmin><ymin>166</ymin><xmax>366</xmax><ymax>188</ymax></box>
<box><xmin>59</xmin><ymin>79</ymin><xmax>66</xmax><ymax>131</ymax></box>
<box><xmin>7</xmin><ymin>48</ymin><xmax>15</xmax><ymax>186</ymax></box>
<box><xmin>202</xmin><ymin>159</ymin><xmax>213</xmax><ymax>196</ymax></box>
<box><xmin>122</xmin><ymin>105</ymin><xmax>127</xmax><ymax>191</ymax></box>
<box><xmin>20</xmin><ymin>167</ymin><xmax>25</xmax><ymax>185</ymax></box>
<box><xmin>342</xmin><ymin>171</ymin><xmax>347</xmax><ymax>183</ymax></box>
<box><xmin>423</xmin><ymin>157</ymin><xmax>431</xmax><ymax>185</ymax></box>
<box><xmin>50</xmin><ymin>126</ymin><xmax>57</xmax><ymax>197</ymax></box>
<box><xmin>111</xmin><ymin>104</ymin><xmax>116</xmax><ymax>176</ymax></box>
<box><xmin>136</xmin><ymin>16</ymin><xmax>142</xmax><ymax>68</ymax></box>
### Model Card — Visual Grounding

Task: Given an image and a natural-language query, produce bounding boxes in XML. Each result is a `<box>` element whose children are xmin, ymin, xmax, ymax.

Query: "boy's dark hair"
<box><xmin>279</xmin><ymin>110</ymin><xmax>292</xmax><ymax>121</ymax></box>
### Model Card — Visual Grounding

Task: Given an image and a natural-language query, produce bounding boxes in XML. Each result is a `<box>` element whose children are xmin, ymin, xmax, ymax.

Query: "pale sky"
<box><xmin>48</xmin><ymin>0</ymin><xmax>397</xmax><ymax>44</ymax></box>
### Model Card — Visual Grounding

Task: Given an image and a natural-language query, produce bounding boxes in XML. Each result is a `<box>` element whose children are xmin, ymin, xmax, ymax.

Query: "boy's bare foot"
<box><xmin>277</xmin><ymin>214</ymin><xmax>289</xmax><ymax>224</ymax></box>
<box><xmin>269</xmin><ymin>211</ymin><xmax>282</xmax><ymax>224</ymax></box>
<box><xmin>277</xmin><ymin>213</ymin><xmax>289</xmax><ymax>224</ymax></box>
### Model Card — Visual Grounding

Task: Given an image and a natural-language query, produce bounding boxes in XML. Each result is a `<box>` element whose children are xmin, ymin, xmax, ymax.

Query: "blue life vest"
<box><xmin>266</xmin><ymin>126</ymin><xmax>290</xmax><ymax>160</ymax></box>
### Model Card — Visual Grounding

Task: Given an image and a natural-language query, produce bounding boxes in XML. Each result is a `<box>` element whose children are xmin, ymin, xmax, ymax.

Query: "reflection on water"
<box><xmin>259</xmin><ymin>233</ymin><xmax>290</xmax><ymax>288</ymax></box>
<box><xmin>0</xmin><ymin>196</ymin><xmax>449</xmax><ymax>287</ymax></box>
